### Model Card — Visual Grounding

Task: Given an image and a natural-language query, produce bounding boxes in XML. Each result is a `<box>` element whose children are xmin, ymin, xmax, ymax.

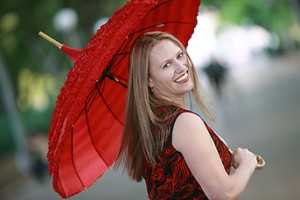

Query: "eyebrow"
<box><xmin>176</xmin><ymin>49</ymin><xmax>183</xmax><ymax>56</ymax></box>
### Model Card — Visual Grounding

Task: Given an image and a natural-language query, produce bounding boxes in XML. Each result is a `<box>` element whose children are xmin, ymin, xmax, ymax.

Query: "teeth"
<box><xmin>175</xmin><ymin>73</ymin><xmax>188</xmax><ymax>83</ymax></box>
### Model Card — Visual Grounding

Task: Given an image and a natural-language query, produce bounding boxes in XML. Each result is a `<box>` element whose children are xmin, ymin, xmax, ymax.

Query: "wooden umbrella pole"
<box><xmin>38</xmin><ymin>31</ymin><xmax>63</xmax><ymax>49</ymax></box>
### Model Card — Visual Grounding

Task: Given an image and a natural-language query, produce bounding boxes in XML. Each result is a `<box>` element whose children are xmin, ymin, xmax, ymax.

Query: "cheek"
<box><xmin>157</xmin><ymin>71</ymin><xmax>173</xmax><ymax>85</ymax></box>
<box><xmin>151</xmin><ymin>72</ymin><xmax>173</xmax><ymax>89</ymax></box>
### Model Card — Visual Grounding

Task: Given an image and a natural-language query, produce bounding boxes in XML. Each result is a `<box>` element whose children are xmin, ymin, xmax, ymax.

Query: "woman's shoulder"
<box><xmin>174</xmin><ymin>110</ymin><xmax>205</xmax><ymax>129</ymax></box>
<box><xmin>172</xmin><ymin>109</ymin><xmax>210</xmax><ymax>149</ymax></box>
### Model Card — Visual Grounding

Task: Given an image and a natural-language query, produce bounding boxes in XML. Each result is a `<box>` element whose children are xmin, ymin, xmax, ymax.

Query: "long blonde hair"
<box><xmin>115</xmin><ymin>31</ymin><xmax>214</xmax><ymax>181</ymax></box>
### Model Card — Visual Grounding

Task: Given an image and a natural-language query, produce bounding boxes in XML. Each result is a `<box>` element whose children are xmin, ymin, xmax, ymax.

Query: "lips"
<box><xmin>174</xmin><ymin>71</ymin><xmax>189</xmax><ymax>83</ymax></box>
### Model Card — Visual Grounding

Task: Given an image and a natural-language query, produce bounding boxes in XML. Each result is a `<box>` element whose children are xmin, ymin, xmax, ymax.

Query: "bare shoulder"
<box><xmin>172</xmin><ymin>112</ymin><xmax>209</xmax><ymax>151</ymax></box>
<box><xmin>173</xmin><ymin>112</ymin><xmax>206</xmax><ymax>133</ymax></box>
<box><xmin>174</xmin><ymin>112</ymin><xmax>203</xmax><ymax>126</ymax></box>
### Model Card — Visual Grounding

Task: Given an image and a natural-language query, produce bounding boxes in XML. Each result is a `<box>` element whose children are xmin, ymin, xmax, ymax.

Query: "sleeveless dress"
<box><xmin>142</xmin><ymin>106</ymin><xmax>233</xmax><ymax>200</ymax></box>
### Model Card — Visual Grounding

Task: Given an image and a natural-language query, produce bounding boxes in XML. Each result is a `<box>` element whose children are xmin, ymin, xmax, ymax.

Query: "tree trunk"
<box><xmin>0</xmin><ymin>52</ymin><xmax>30</xmax><ymax>174</ymax></box>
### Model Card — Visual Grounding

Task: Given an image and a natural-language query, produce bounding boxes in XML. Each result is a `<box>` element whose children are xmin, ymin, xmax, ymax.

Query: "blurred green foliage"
<box><xmin>202</xmin><ymin>0</ymin><xmax>298</xmax><ymax>47</ymax></box>
<box><xmin>0</xmin><ymin>0</ymin><xmax>299</xmax><ymax>157</ymax></box>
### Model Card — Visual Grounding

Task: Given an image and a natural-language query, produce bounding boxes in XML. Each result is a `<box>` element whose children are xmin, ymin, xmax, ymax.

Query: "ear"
<box><xmin>148</xmin><ymin>77</ymin><xmax>154</xmax><ymax>88</ymax></box>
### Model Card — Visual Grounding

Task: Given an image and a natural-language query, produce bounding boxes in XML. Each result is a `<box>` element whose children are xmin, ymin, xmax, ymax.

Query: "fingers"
<box><xmin>231</xmin><ymin>148</ymin><xmax>265</xmax><ymax>170</ymax></box>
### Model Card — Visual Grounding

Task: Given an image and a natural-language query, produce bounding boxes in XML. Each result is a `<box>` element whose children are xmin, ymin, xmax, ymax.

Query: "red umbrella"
<box><xmin>43</xmin><ymin>0</ymin><xmax>202</xmax><ymax>198</ymax></box>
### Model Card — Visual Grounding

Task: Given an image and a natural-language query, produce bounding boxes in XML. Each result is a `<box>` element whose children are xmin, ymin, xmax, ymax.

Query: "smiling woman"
<box><xmin>115</xmin><ymin>31</ymin><xmax>259</xmax><ymax>200</ymax></box>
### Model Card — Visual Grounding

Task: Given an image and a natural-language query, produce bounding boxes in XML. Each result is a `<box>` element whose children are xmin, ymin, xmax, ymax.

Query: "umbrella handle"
<box><xmin>255</xmin><ymin>154</ymin><xmax>265</xmax><ymax>170</ymax></box>
<box><xmin>38</xmin><ymin>31</ymin><xmax>63</xmax><ymax>49</ymax></box>
<box><xmin>216</xmin><ymin>134</ymin><xmax>265</xmax><ymax>170</ymax></box>
<box><xmin>230</xmin><ymin>151</ymin><xmax>265</xmax><ymax>170</ymax></box>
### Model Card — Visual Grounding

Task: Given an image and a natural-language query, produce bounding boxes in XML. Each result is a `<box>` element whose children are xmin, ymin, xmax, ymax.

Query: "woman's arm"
<box><xmin>172</xmin><ymin>112</ymin><xmax>257</xmax><ymax>200</ymax></box>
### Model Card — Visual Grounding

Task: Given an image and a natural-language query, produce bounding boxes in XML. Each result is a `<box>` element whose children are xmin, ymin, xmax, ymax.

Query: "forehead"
<box><xmin>150</xmin><ymin>39</ymin><xmax>181</xmax><ymax>63</ymax></box>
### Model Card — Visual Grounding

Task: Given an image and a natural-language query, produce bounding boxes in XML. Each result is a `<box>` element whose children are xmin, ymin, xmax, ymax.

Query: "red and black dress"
<box><xmin>142</xmin><ymin>105</ymin><xmax>233</xmax><ymax>200</ymax></box>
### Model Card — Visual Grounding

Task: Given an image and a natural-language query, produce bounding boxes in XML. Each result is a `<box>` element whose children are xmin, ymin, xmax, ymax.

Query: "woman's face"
<box><xmin>148</xmin><ymin>39</ymin><xmax>194</xmax><ymax>103</ymax></box>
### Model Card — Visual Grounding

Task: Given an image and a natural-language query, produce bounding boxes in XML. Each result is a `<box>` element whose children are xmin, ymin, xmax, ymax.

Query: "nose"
<box><xmin>174</xmin><ymin>59</ymin><xmax>188</xmax><ymax>73</ymax></box>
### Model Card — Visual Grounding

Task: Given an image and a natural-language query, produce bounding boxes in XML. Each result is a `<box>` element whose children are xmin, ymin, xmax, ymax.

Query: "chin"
<box><xmin>187</xmin><ymin>82</ymin><xmax>194</xmax><ymax>92</ymax></box>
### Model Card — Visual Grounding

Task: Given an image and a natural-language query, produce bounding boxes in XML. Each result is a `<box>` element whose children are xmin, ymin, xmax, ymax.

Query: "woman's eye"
<box><xmin>178</xmin><ymin>52</ymin><xmax>184</xmax><ymax>58</ymax></box>
<box><xmin>163</xmin><ymin>63</ymin><xmax>171</xmax><ymax>68</ymax></box>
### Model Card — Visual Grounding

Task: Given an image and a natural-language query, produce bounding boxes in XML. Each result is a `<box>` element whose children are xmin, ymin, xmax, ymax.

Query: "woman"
<box><xmin>115</xmin><ymin>31</ymin><xmax>258</xmax><ymax>199</ymax></box>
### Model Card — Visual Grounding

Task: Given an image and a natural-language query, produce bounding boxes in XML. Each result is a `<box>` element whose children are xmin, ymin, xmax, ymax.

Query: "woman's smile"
<box><xmin>174</xmin><ymin>71</ymin><xmax>189</xmax><ymax>83</ymax></box>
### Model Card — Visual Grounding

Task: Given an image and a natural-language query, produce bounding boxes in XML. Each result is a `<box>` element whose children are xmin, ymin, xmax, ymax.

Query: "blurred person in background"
<box><xmin>27</xmin><ymin>130</ymin><xmax>48</xmax><ymax>182</ymax></box>
<box><xmin>203</xmin><ymin>58</ymin><xmax>228</xmax><ymax>97</ymax></box>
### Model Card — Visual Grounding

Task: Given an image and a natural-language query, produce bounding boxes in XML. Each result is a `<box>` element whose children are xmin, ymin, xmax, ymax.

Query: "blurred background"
<box><xmin>0</xmin><ymin>0</ymin><xmax>299</xmax><ymax>199</ymax></box>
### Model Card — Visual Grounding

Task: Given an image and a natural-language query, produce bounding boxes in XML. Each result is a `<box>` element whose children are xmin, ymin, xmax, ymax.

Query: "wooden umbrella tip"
<box><xmin>38</xmin><ymin>31</ymin><xmax>63</xmax><ymax>49</ymax></box>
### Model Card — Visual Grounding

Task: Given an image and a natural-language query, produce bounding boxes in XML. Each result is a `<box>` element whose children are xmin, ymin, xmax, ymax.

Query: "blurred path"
<box><xmin>1</xmin><ymin>51</ymin><xmax>300</xmax><ymax>200</ymax></box>
<box><xmin>209</xmin><ymin>51</ymin><xmax>300</xmax><ymax>200</ymax></box>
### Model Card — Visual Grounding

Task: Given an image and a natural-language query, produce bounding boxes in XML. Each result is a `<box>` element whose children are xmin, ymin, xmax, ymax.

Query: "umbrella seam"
<box><xmin>95</xmin><ymin>82</ymin><xmax>123</xmax><ymax>125</ymax></box>
<box><xmin>84</xmin><ymin>102</ymin><xmax>110</xmax><ymax>167</ymax></box>
<box><xmin>71</xmin><ymin>126</ymin><xmax>86</xmax><ymax>188</ymax></box>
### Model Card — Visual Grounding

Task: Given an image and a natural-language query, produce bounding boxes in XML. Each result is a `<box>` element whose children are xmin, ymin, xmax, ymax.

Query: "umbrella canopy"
<box><xmin>47</xmin><ymin>0</ymin><xmax>201</xmax><ymax>198</ymax></box>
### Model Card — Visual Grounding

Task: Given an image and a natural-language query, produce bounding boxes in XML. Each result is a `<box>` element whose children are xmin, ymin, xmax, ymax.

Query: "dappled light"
<box><xmin>17</xmin><ymin>68</ymin><xmax>57</xmax><ymax>111</ymax></box>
